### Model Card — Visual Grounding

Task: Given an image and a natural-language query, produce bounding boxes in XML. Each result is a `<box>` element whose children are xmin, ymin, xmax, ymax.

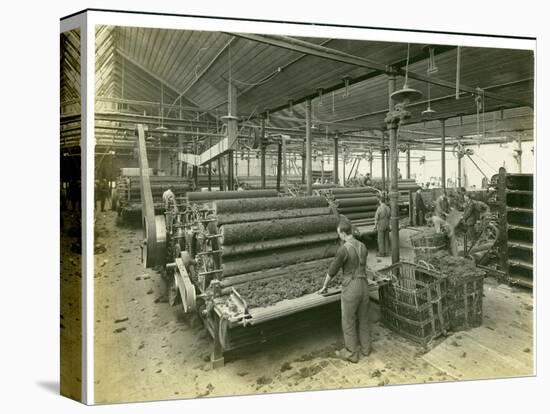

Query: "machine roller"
<box><xmin>133</xmin><ymin>124</ymin><xmax>388</xmax><ymax>368</ymax></box>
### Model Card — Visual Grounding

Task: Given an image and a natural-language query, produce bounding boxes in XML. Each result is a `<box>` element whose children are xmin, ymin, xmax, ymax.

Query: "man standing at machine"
<box><xmin>318</xmin><ymin>218</ymin><xmax>370</xmax><ymax>363</ymax></box>
<box><xmin>97</xmin><ymin>178</ymin><xmax>110</xmax><ymax>212</ymax></box>
<box><xmin>374</xmin><ymin>194</ymin><xmax>391</xmax><ymax>257</ymax></box>
<box><xmin>433</xmin><ymin>191</ymin><xmax>450</xmax><ymax>233</ymax></box>
<box><xmin>162</xmin><ymin>185</ymin><xmax>178</xmax><ymax>231</ymax></box>
<box><xmin>363</xmin><ymin>173</ymin><xmax>372</xmax><ymax>187</ymax></box>
<box><xmin>462</xmin><ymin>193</ymin><xmax>489</xmax><ymax>251</ymax></box>
<box><xmin>414</xmin><ymin>188</ymin><xmax>427</xmax><ymax>226</ymax></box>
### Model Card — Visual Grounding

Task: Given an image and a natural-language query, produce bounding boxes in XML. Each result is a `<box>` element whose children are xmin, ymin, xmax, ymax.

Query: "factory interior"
<box><xmin>60</xmin><ymin>25</ymin><xmax>534</xmax><ymax>403</ymax></box>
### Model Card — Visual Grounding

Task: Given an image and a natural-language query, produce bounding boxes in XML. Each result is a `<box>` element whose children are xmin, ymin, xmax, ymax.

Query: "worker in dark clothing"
<box><xmin>462</xmin><ymin>193</ymin><xmax>489</xmax><ymax>251</ymax></box>
<box><xmin>414</xmin><ymin>188</ymin><xmax>426</xmax><ymax>226</ymax></box>
<box><xmin>433</xmin><ymin>191</ymin><xmax>450</xmax><ymax>233</ymax></box>
<box><xmin>374</xmin><ymin>195</ymin><xmax>391</xmax><ymax>257</ymax></box>
<box><xmin>456</xmin><ymin>187</ymin><xmax>467</xmax><ymax>210</ymax></box>
<box><xmin>97</xmin><ymin>179</ymin><xmax>110</xmax><ymax>212</ymax></box>
<box><xmin>319</xmin><ymin>218</ymin><xmax>370</xmax><ymax>363</ymax></box>
<box><xmin>68</xmin><ymin>180</ymin><xmax>81</xmax><ymax>212</ymax></box>
<box><xmin>363</xmin><ymin>173</ymin><xmax>372</xmax><ymax>187</ymax></box>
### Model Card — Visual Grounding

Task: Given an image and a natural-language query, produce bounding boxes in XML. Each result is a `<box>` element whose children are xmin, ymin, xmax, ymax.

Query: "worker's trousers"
<box><xmin>415</xmin><ymin>209</ymin><xmax>425</xmax><ymax>226</ymax></box>
<box><xmin>341</xmin><ymin>278</ymin><xmax>371</xmax><ymax>355</ymax></box>
<box><xmin>465</xmin><ymin>225</ymin><xmax>477</xmax><ymax>250</ymax></box>
<box><xmin>97</xmin><ymin>196</ymin><xmax>106</xmax><ymax>212</ymax></box>
<box><xmin>377</xmin><ymin>228</ymin><xmax>390</xmax><ymax>256</ymax></box>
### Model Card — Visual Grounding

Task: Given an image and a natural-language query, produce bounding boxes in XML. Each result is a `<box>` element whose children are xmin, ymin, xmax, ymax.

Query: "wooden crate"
<box><xmin>445</xmin><ymin>275</ymin><xmax>484</xmax><ymax>331</ymax></box>
<box><xmin>379</xmin><ymin>262</ymin><xmax>448</xmax><ymax>346</ymax></box>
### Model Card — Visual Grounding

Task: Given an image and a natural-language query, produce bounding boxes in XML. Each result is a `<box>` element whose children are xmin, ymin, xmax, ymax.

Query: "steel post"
<box><xmin>305</xmin><ymin>100</ymin><xmax>313</xmax><ymax>195</ymax></box>
<box><xmin>333</xmin><ymin>134</ymin><xmax>339</xmax><ymax>184</ymax></box>
<box><xmin>441</xmin><ymin>119</ymin><xmax>446</xmax><ymax>190</ymax></box>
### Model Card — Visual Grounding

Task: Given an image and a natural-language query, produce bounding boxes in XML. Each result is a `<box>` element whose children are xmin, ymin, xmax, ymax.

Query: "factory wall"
<box><xmin>98</xmin><ymin>140</ymin><xmax>534</xmax><ymax>188</ymax></box>
<box><xmin>351</xmin><ymin>141</ymin><xmax>535</xmax><ymax>189</ymax></box>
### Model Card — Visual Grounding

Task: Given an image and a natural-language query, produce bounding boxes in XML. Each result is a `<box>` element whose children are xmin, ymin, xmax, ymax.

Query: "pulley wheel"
<box><xmin>174</xmin><ymin>256</ymin><xmax>197</xmax><ymax>314</ymax></box>
<box><xmin>180</xmin><ymin>273</ymin><xmax>196</xmax><ymax>313</ymax></box>
<box><xmin>484</xmin><ymin>222</ymin><xmax>499</xmax><ymax>243</ymax></box>
<box><xmin>218</xmin><ymin>317</ymin><xmax>229</xmax><ymax>350</ymax></box>
<box><xmin>143</xmin><ymin>214</ymin><xmax>166</xmax><ymax>268</ymax></box>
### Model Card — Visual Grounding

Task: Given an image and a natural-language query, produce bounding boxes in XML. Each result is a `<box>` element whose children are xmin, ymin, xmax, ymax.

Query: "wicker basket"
<box><xmin>410</xmin><ymin>231</ymin><xmax>447</xmax><ymax>255</ymax></box>
<box><xmin>446</xmin><ymin>274</ymin><xmax>484</xmax><ymax>331</ymax></box>
<box><xmin>379</xmin><ymin>262</ymin><xmax>449</xmax><ymax>346</ymax></box>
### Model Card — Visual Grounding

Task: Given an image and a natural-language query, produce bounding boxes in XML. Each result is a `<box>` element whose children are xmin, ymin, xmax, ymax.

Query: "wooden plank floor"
<box><xmin>422</xmin><ymin>280</ymin><xmax>534</xmax><ymax>380</ymax></box>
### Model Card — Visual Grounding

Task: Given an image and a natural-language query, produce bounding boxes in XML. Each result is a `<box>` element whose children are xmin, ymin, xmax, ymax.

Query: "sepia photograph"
<box><xmin>59</xmin><ymin>10</ymin><xmax>535</xmax><ymax>405</ymax></box>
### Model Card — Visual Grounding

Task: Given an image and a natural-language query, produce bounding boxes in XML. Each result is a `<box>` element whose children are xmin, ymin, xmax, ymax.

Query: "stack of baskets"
<box><xmin>379</xmin><ymin>262</ymin><xmax>449</xmax><ymax>347</ymax></box>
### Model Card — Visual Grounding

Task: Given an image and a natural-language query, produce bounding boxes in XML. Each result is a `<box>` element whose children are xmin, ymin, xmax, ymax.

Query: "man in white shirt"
<box><xmin>162</xmin><ymin>185</ymin><xmax>178</xmax><ymax>231</ymax></box>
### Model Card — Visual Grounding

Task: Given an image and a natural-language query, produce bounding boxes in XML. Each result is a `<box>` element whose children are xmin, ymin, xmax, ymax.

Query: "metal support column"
<box><xmin>301</xmin><ymin>141</ymin><xmax>306</xmax><ymax>185</ymax></box>
<box><xmin>457</xmin><ymin>156</ymin><xmax>462</xmax><ymax>188</ymax></box>
<box><xmin>218</xmin><ymin>159</ymin><xmax>224</xmax><ymax>191</ymax></box>
<box><xmin>208</xmin><ymin>161</ymin><xmax>212</xmax><ymax>191</ymax></box>
<box><xmin>227</xmin><ymin>151</ymin><xmax>234</xmax><ymax>190</ymax></box>
<box><xmin>305</xmin><ymin>99</ymin><xmax>313</xmax><ymax>195</ymax></box>
<box><xmin>226</xmin><ymin>80</ymin><xmax>238</xmax><ymax>191</ymax></box>
<box><xmin>333</xmin><ymin>134</ymin><xmax>339</xmax><ymax>185</ymax></box>
<box><xmin>406</xmin><ymin>145</ymin><xmax>413</xmax><ymax>225</ymax></box>
<box><xmin>386</xmin><ymin>76</ymin><xmax>396</xmax><ymax>192</ymax></box>
<box><xmin>177</xmin><ymin>135</ymin><xmax>183</xmax><ymax>176</ymax></box>
<box><xmin>281</xmin><ymin>136</ymin><xmax>287</xmax><ymax>188</ymax></box>
<box><xmin>441</xmin><ymin>119</ymin><xmax>446</xmax><ymax>190</ymax></box>
<box><xmin>406</xmin><ymin>146</ymin><xmax>411</xmax><ymax>179</ymax></box>
<box><xmin>342</xmin><ymin>152</ymin><xmax>346</xmax><ymax>186</ymax></box>
<box><xmin>386</xmin><ymin>149</ymin><xmax>390</xmax><ymax>189</ymax></box>
<box><xmin>385</xmin><ymin>73</ymin><xmax>404</xmax><ymax>264</ymax></box>
<box><xmin>388</xmin><ymin>123</ymin><xmax>400</xmax><ymax>264</ymax></box>
<box><xmin>381</xmin><ymin>134</ymin><xmax>385</xmax><ymax>190</ymax></box>
<box><xmin>193</xmin><ymin>165</ymin><xmax>199</xmax><ymax>189</ymax></box>
<box><xmin>276</xmin><ymin>142</ymin><xmax>282</xmax><ymax>192</ymax></box>
<box><xmin>260</xmin><ymin>117</ymin><xmax>266</xmax><ymax>189</ymax></box>
<box><xmin>517</xmin><ymin>135</ymin><xmax>523</xmax><ymax>173</ymax></box>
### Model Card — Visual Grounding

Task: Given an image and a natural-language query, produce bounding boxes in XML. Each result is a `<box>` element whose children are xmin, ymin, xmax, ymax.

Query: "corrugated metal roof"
<box><xmin>84</xmin><ymin>25</ymin><xmax>534</xmax><ymax>153</ymax></box>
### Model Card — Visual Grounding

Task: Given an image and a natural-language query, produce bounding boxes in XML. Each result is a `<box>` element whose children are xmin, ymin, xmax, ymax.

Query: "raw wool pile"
<box><xmin>236</xmin><ymin>263</ymin><xmax>341</xmax><ymax>309</ymax></box>
<box><xmin>415</xmin><ymin>250</ymin><xmax>485</xmax><ymax>331</ymax></box>
<box><xmin>221</xmin><ymin>215</ymin><xmax>338</xmax><ymax>245</ymax></box>
<box><xmin>214</xmin><ymin>196</ymin><xmax>327</xmax><ymax>215</ymax></box>
<box><xmin>415</xmin><ymin>250</ymin><xmax>485</xmax><ymax>282</ymax></box>
<box><xmin>410</xmin><ymin>228</ymin><xmax>447</xmax><ymax>253</ymax></box>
